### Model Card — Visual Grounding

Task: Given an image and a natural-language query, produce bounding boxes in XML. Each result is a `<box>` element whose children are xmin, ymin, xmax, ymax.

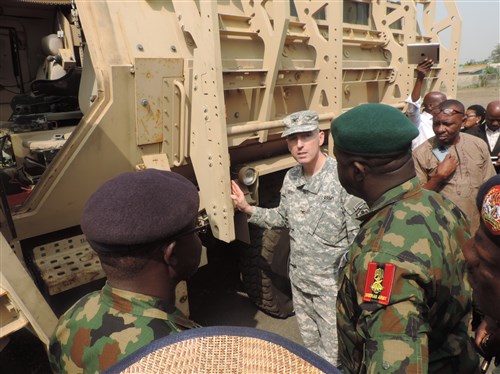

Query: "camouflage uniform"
<box><xmin>336</xmin><ymin>177</ymin><xmax>479</xmax><ymax>373</ymax></box>
<box><xmin>249</xmin><ymin>156</ymin><xmax>363</xmax><ymax>365</ymax></box>
<box><xmin>48</xmin><ymin>282</ymin><xmax>199</xmax><ymax>373</ymax></box>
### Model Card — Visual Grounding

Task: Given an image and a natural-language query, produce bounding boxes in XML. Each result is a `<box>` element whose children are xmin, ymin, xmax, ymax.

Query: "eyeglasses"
<box><xmin>439</xmin><ymin>108</ymin><xmax>464</xmax><ymax>116</ymax></box>
<box><xmin>466</xmin><ymin>114</ymin><xmax>478</xmax><ymax>118</ymax></box>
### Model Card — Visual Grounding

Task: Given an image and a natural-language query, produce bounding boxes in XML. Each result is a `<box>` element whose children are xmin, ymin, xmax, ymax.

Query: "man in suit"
<box><xmin>467</xmin><ymin>100</ymin><xmax>500</xmax><ymax>171</ymax></box>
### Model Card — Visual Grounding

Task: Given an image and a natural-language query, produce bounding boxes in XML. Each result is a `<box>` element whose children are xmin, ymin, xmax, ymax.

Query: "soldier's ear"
<box><xmin>163</xmin><ymin>242</ymin><xmax>176</xmax><ymax>266</ymax></box>
<box><xmin>353</xmin><ymin>161</ymin><xmax>366</xmax><ymax>182</ymax></box>
<box><xmin>318</xmin><ymin>130</ymin><xmax>325</xmax><ymax>146</ymax></box>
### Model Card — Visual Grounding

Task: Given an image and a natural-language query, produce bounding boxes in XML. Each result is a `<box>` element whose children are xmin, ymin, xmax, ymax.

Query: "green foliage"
<box><xmin>490</xmin><ymin>43</ymin><xmax>500</xmax><ymax>63</ymax></box>
<box><xmin>464</xmin><ymin>58</ymin><xmax>488</xmax><ymax>66</ymax></box>
<box><xmin>464</xmin><ymin>44</ymin><xmax>500</xmax><ymax>66</ymax></box>
<box><xmin>484</xmin><ymin>66</ymin><xmax>499</xmax><ymax>75</ymax></box>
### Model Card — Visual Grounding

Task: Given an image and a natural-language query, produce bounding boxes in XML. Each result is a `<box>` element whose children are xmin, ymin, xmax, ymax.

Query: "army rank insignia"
<box><xmin>363</xmin><ymin>262</ymin><xmax>395</xmax><ymax>305</ymax></box>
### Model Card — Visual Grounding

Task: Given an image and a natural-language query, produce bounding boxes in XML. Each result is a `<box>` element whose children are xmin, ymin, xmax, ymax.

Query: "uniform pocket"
<box><xmin>312</xmin><ymin>209</ymin><xmax>344</xmax><ymax>246</ymax></box>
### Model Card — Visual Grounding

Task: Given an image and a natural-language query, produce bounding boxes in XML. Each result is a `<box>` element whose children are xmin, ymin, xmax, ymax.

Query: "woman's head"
<box><xmin>464</xmin><ymin>104</ymin><xmax>486</xmax><ymax>129</ymax></box>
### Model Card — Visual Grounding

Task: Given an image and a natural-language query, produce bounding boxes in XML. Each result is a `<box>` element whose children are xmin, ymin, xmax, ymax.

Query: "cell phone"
<box><xmin>491</xmin><ymin>156</ymin><xmax>499</xmax><ymax>162</ymax></box>
<box><xmin>407</xmin><ymin>43</ymin><xmax>440</xmax><ymax>64</ymax></box>
<box><xmin>432</xmin><ymin>146</ymin><xmax>448</xmax><ymax>162</ymax></box>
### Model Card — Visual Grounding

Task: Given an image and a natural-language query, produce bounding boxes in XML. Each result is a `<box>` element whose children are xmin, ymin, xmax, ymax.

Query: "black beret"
<box><xmin>331</xmin><ymin>103</ymin><xmax>419</xmax><ymax>155</ymax></box>
<box><xmin>81</xmin><ymin>169</ymin><xmax>199</xmax><ymax>252</ymax></box>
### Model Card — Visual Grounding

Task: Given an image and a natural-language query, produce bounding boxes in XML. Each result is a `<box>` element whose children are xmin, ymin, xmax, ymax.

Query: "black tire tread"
<box><xmin>240</xmin><ymin>226</ymin><xmax>293</xmax><ymax>318</ymax></box>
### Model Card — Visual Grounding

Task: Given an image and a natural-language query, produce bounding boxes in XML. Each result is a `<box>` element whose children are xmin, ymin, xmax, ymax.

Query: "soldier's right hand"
<box><xmin>230</xmin><ymin>180</ymin><xmax>253</xmax><ymax>214</ymax></box>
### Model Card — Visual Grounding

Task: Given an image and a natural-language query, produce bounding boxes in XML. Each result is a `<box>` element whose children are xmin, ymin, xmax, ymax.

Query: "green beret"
<box><xmin>331</xmin><ymin>103</ymin><xmax>419</xmax><ymax>155</ymax></box>
<box><xmin>81</xmin><ymin>169</ymin><xmax>199</xmax><ymax>253</ymax></box>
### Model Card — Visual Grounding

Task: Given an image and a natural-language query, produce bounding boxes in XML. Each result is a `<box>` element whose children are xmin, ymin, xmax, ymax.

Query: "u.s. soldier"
<box><xmin>231</xmin><ymin>110</ymin><xmax>364</xmax><ymax>365</ymax></box>
<box><xmin>332</xmin><ymin>104</ymin><xmax>479</xmax><ymax>373</ymax></box>
<box><xmin>48</xmin><ymin>169</ymin><xmax>203</xmax><ymax>373</ymax></box>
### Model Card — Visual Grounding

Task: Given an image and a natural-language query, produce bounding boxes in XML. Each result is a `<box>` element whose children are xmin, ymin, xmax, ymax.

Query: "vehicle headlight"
<box><xmin>238</xmin><ymin>166</ymin><xmax>258</xmax><ymax>186</ymax></box>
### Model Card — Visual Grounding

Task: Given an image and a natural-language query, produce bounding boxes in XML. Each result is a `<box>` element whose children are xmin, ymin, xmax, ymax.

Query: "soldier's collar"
<box><xmin>359</xmin><ymin>177</ymin><xmax>421</xmax><ymax>221</ymax></box>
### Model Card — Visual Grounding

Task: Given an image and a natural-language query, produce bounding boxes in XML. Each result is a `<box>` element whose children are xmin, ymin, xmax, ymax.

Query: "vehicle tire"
<box><xmin>239</xmin><ymin>225</ymin><xmax>294</xmax><ymax>318</ymax></box>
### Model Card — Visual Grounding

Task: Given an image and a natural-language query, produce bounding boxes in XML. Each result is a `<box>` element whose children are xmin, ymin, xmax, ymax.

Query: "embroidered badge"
<box><xmin>482</xmin><ymin>185</ymin><xmax>500</xmax><ymax>236</ymax></box>
<box><xmin>363</xmin><ymin>262</ymin><xmax>396</xmax><ymax>305</ymax></box>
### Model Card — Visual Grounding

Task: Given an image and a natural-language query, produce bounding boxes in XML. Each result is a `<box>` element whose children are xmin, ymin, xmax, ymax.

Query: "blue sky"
<box><xmin>456</xmin><ymin>1</ymin><xmax>500</xmax><ymax>63</ymax></box>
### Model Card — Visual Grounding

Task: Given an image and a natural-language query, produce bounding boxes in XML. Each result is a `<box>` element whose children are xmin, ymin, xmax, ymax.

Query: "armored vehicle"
<box><xmin>0</xmin><ymin>0</ymin><xmax>461</xmax><ymax>348</ymax></box>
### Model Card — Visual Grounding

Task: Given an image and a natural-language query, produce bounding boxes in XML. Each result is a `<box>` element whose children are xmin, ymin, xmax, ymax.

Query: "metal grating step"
<box><xmin>32</xmin><ymin>235</ymin><xmax>105</xmax><ymax>296</ymax></box>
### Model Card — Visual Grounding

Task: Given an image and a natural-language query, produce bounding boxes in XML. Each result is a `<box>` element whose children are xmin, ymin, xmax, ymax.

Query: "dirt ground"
<box><xmin>456</xmin><ymin>85</ymin><xmax>499</xmax><ymax>108</ymax></box>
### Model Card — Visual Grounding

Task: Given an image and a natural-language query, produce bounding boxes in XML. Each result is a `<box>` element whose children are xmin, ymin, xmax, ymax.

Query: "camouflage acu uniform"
<box><xmin>249</xmin><ymin>156</ymin><xmax>363</xmax><ymax>365</ymax></box>
<box><xmin>336</xmin><ymin>177</ymin><xmax>479</xmax><ymax>373</ymax></box>
<box><xmin>48</xmin><ymin>282</ymin><xmax>199</xmax><ymax>373</ymax></box>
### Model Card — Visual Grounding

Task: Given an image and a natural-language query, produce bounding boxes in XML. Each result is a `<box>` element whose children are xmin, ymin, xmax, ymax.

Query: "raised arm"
<box><xmin>411</xmin><ymin>59</ymin><xmax>434</xmax><ymax>102</ymax></box>
<box><xmin>406</xmin><ymin>59</ymin><xmax>434</xmax><ymax>127</ymax></box>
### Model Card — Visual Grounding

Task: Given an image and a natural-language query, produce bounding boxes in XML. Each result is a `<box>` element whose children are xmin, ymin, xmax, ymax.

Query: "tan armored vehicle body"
<box><xmin>0</xmin><ymin>0</ymin><xmax>461</xmax><ymax>347</ymax></box>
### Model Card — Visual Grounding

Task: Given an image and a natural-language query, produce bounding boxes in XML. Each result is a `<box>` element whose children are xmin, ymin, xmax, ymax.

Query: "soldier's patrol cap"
<box><xmin>477</xmin><ymin>174</ymin><xmax>500</xmax><ymax>241</ymax></box>
<box><xmin>281</xmin><ymin>110</ymin><xmax>319</xmax><ymax>138</ymax></box>
<box><xmin>81</xmin><ymin>169</ymin><xmax>199</xmax><ymax>253</ymax></box>
<box><xmin>331</xmin><ymin>103</ymin><xmax>419</xmax><ymax>156</ymax></box>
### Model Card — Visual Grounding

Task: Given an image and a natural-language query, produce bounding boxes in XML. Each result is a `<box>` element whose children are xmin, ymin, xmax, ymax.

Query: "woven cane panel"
<box><xmin>120</xmin><ymin>335</ymin><xmax>326</xmax><ymax>373</ymax></box>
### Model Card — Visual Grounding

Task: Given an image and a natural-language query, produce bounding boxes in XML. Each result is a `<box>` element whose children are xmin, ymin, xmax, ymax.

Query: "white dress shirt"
<box><xmin>486</xmin><ymin>125</ymin><xmax>500</xmax><ymax>151</ymax></box>
<box><xmin>405</xmin><ymin>96</ymin><xmax>434</xmax><ymax>150</ymax></box>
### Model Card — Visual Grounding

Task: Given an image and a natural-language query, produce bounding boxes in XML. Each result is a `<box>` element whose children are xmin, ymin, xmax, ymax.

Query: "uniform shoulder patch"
<box><xmin>363</xmin><ymin>262</ymin><xmax>395</xmax><ymax>305</ymax></box>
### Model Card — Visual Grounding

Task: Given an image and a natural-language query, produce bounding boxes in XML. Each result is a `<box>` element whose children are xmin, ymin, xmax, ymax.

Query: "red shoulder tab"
<box><xmin>363</xmin><ymin>262</ymin><xmax>396</xmax><ymax>305</ymax></box>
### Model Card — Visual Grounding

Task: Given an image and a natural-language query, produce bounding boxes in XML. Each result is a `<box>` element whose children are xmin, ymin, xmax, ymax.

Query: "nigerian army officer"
<box><xmin>48</xmin><ymin>169</ymin><xmax>203</xmax><ymax>373</ymax></box>
<box><xmin>331</xmin><ymin>104</ymin><xmax>479</xmax><ymax>373</ymax></box>
<box><xmin>463</xmin><ymin>174</ymin><xmax>500</xmax><ymax>369</ymax></box>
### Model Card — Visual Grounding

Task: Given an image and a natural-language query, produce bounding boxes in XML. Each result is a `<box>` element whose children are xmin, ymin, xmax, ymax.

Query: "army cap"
<box><xmin>331</xmin><ymin>103</ymin><xmax>419</xmax><ymax>155</ymax></box>
<box><xmin>81</xmin><ymin>169</ymin><xmax>199</xmax><ymax>253</ymax></box>
<box><xmin>281</xmin><ymin>110</ymin><xmax>319</xmax><ymax>138</ymax></box>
